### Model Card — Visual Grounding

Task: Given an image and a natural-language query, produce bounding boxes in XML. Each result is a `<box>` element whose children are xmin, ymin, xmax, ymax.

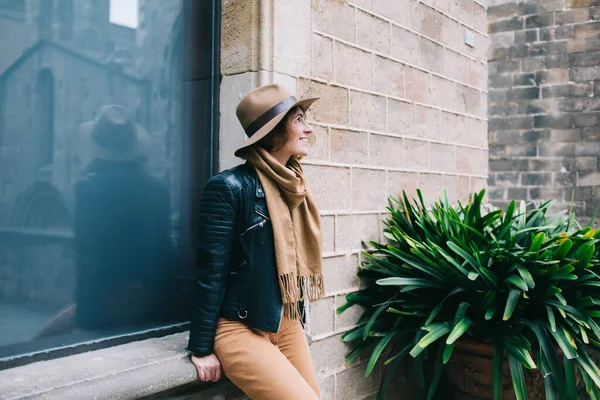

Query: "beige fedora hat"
<box><xmin>234</xmin><ymin>83</ymin><xmax>319</xmax><ymax>157</ymax></box>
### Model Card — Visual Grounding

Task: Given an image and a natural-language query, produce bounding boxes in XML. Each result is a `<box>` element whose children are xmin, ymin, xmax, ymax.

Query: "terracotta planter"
<box><xmin>445</xmin><ymin>338</ymin><xmax>545</xmax><ymax>400</ymax></box>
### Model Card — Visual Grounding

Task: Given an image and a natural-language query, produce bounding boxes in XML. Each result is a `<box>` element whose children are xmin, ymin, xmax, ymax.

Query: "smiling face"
<box><xmin>259</xmin><ymin>107</ymin><xmax>315</xmax><ymax>163</ymax></box>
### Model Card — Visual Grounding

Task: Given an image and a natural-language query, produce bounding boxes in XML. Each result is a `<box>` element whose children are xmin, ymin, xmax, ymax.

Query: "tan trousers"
<box><xmin>214</xmin><ymin>317</ymin><xmax>321</xmax><ymax>400</ymax></box>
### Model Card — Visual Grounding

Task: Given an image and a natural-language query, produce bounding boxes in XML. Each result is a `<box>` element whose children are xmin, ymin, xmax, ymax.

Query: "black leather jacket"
<box><xmin>187</xmin><ymin>162</ymin><xmax>293</xmax><ymax>355</ymax></box>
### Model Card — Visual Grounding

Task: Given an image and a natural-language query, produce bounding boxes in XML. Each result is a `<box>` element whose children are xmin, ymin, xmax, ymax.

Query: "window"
<box><xmin>0</xmin><ymin>0</ymin><xmax>219</xmax><ymax>367</ymax></box>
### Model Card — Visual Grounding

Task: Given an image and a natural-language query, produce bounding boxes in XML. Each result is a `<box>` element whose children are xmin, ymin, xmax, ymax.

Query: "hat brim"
<box><xmin>234</xmin><ymin>97</ymin><xmax>319</xmax><ymax>157</ymax></box>
<box><xmin>77</xmin><ymin>121</ymin><xmax>152</xmax><ymax>162</ymax></box>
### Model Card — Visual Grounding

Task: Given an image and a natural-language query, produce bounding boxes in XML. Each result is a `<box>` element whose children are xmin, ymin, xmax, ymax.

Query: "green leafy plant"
<box><xmin>338</xmin><ymin>189</ymin><xmax>600</xmax><ymax>400</ymax></box>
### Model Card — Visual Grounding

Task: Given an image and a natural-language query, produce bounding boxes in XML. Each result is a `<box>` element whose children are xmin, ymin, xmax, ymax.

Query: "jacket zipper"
<box><xmin>230</xmin><ymin>260</ymin><xmax>247</xmax><ymax>275</ymax></box>
<box><xmin>242</xmin><ymin>219</ymin><xmax>266</xmax><ymax>235</ymax></box>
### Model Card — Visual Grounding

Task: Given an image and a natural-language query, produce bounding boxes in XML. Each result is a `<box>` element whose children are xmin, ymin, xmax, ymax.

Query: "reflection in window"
<box><xmin>0</xmin><ymin>0</ymin><xmax>208</xmax><ymax>363</ymax></box>
<box><xmin>58</xmin><ymin>0</ymin><xmax>74</xmax><ymax>41</ymax></box>
<box><xmin>35</xmin><ymin>68</ymin><xmax>55</xmax><ymax>168</ymax></box>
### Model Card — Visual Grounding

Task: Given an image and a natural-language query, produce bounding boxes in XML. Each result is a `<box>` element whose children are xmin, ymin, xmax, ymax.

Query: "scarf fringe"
<box><xmin>280</xmin><ymin>273</ymin><xmax>325</xmax><ymax>320</ymax></box>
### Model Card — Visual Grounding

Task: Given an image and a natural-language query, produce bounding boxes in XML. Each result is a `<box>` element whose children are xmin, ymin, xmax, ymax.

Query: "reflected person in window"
<box><xmin>187</xmin><ymin>84</ymin><xmax>324</xmax><ymax>399</ymax></box>
<box><xmin>73</xmin><ymin>105</ymin><xmax>172</xmax><ymax>330</ymax></box>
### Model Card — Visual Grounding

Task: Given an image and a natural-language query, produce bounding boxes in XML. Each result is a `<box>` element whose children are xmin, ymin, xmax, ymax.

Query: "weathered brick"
<box><xmin>575</xmin><ymin>156</ymin><xmax>598</xmax><ymax>172</ymax></box>
<box><xmin>336</xmin><ymin>362</ymin><xmax>380</xmax><ymax>400</ymax></box>
<box><xmin>490</xmin><ymin>47</ymin><xmax>510</xmax><ymax>61</ymax></box>
<box><xmin>391</xmin><ymin>25</ymin><xmax>419</xmax><ymax>65</ymax></box>
<box><xmin>490</xmin><ymin>103</ymin><xmax>519</xmax><ymax>116</ymax></box>
<box><xmin>336</xmin><ymin>214</ymin><xmax>381</xmax><ymax>251</ymax></box>
<box><xmin>457</xmin><ymin>146</ymin><xmax>482</xmax><ymax>174</ymax></box>
<box><xmin>310</xmin><ymin>333</ymin><xmax>352</xmax><ymax>374</ymax></box>
<box><xmin>538</xmin><ymin>141</ymin><xmax>576</xmax><ymax>156</ymax></box>
<box><xmin>410</xmin><ymin>0</ymin><xmax>440</xmax><ymax>40</ymax></box>
<box><xmin>330</xmin><ymin>129</ymin><xmax>368</xmax><ymax>164</ymax></box>
<box><xmin>528</xmin><ymin>42</ymin><xmax>567</xmax><ymax>58</ymax></box>
<box><xmin>418</xmin><ymin>173</ymin><xmax>444</xmax><ymax>202</ymax></box>
<box><xmin>458</xmin><ymin>175</ymin><xmax>471</xmax><ymax>201</ymax></box>
<box><xmin>430</xmin><ymin>143</ymin><xmax>457</xmax><ymax>173</ymax></box>
<box><xmin>369</xmin><ymin>134</ymin><xmax>404</xmax><ymax>168</ymax></box>
<box><xmin>490</xmin><ymin>73</ymin><xmax>513</xmax><ymax>89</ymax></box>
<box><xmin>509</xmin><ymin>45</ymin><xmax>529</xmax><ymax>59</ymax></box>
<box><xmin>373</xmin><ymin>0</ymin><xmax>409</xmax><ymax>26</ymax></box>
<box><xmin>416</xmin><ymin>105</ymin><xmax>441</xmax><ymax>140</ymax></box>
<box><xmin>569</xmin><ymin>50</ymin><xmax>600</xmax><ymax>67</ymax></box>
<box><xmin>594</xmin><ymin>6</ymin><xmax>600</xmax><ymax>19</ymax></box>
<box><xmin>442</xmin><ymin>175</ymin><xmax>459</xmax><ymax>203</ymax></box>
<box><xmin>489</xmin><ymin>88</ymin><xmax>508</xmax><ymax>103</ymax></box>
<box><xmin>446</xmin><ymin>0</ymin><xmax>473</xmax><ymax>25</ymax></box>
<box><xmin>541</xmin><ymin>0</ymin><xmax>567</xmax><ymax>12</ymax></box>
<box><xmin>469</xmin><ymin>59</ymin><xmax>487</xmax><ymax>89</ymax></box>
<box><xmin>513</xmin><ymin>72</ymin><xmax>536</xmax><ymax>86</ymax></box>
<box><xmin>388</xmin><ymin>171</ymin><xmax>418</xmax><ymax>200</ymax></box>
<box><xmin>352</xmin><ymin>169</ymin><xmax>388</xmax><ymax>210</ymax></box>
<box><xmin>496</xmin><ymin>60</ymin><xmax>521</xmax><ymax>73</ymax></box>
<box><xmin>442</xmin><ymin>111</ymin><xmax>467</xmax><ymax>144</ymax></box>
<box><xmin>570</xmin><ymin>66</ymin><xmax>600</xmax><ymax>81</ymax></box>
<box><xmin>508</xmin><ymin>188</ymin><xmax>528</xmax><ymax>200</ymax></box>
<box><xmin>309</xmin><ymin>297</ymin><xmax>335</xmax><ymax>336</ymax></box>
<box><xmin>467</xmin><ymin>118</ymin><xmax>488</xmax><ymax>148</ymax></box>
<box><xmin>507</xmin><ymin>144</ymin><xmax>538</xmax><ymax>156</ymax></box>
<box><xmin>349</xmin><ymin>91</ymin><xmax>386</xmax><ymax>131</ymax></box>
<box><xmin>321</xmin><ymin>256</ymin><xmax>360</xmax><ymax>295</ymax></box>
<box><xmin>567</xmin><ymin>0</ymin><xmax>596</xmax><ymax>7</ymax></box>
<box><xmin>488</xmin><ymin>3</ymin><xmax>518</xmax><ymax>19</ymax></box>
<box><xmin>573</xmin><ymin>112</ymin><xmax>600</xmax><ymax>127</ymax></box>
<box><xmin>576</xmin><ymin>140</ymin><xmax>600</xmax><ymax>156</ymax></box>
<box><xmin>491</xmin><ymin>171</ymin><xmax>521</xmax><ymax>185</ymax></box>
<box><xmin>491</xmin><ymin>130</ymin><xmax>522</xmax><ymax>145</ymax></box>
<box><xmin>545</xmin><ymin>54</ymin><xmax>570</xmax><ymax>69</ymax></box>
<box><xmin>536</xmin><ymin>69</ymin><xmax>570</xmax><ymax>84</ymax></box>
<box><xmin>542</xmin><ymin>83</ymin><xmax>592</xmax><ymax>98</ymax></box>
<box><xmin>312</xmin><ymin>34</ymin><xmax>334</xmax><ymax>80</ymax></box>
<box><xmin>304</xmin><ymin>165</ymin><xmax>352</xmax><ymax>210</ymax></box>
<box><xmin>559</xmin><ymin>98</ymin><xmax>600</xmax><ymax>113</ymax></box>
<box><xmin>431</xmin><ymin>75</ymin><xmax>456</xmax><ymax>110</ymax></box>
<box><xmin>522</xmin><ymin>57</ymin><xmax>545</xmax><ymax>72</ymax></box>
<box><xmin>509</xmin><ymin>87</ymin><xmax>540</xmax><ymax>100</ymax></box>
<box><xmin>335</xmin><ymin>43</ymin><xmax>373</xmax><ymax>90</ymax></box>
<box><xmin>308</xmin><ymin>125</ymin><xmax>330</xmax><ymax>161</ymax></box>
<box><xmin>445</xmin><ymin>49</ymin><xmax>470</xmax><ymax>83</ymax></box>
<box><xmin>534</xmin><ymin>114</ymin><xmax>572</xmax><ymax>129</ymax></box>
<box><xmin>567</xmin><ymin>37</ymin><xmax>600</xmax><ymax>53</ymax></box>
<box><xmin>521</xmin><ymin>173</ymin><xmax>552</xmax><ymax>186</ymax></box>
<box><xmin>321</xmin><ymin>215</ymin><xmax>335</xmax><ymax>253</ymax></box>
<box><xmin>526</xmin><ymin>13</ymin><xmax>555</xmax><ymax>28</ymax></box>
<box><xmin>515</xmin><ymin>29</ymin><xmax>538</xmax><ymax>44</ymax></box>
<box><xmin>420</xmin><ymin>37</ymin><xmax>444</xmax><ymax>74</ymax></box>
<box><xmin>550</xmin><ymin>128</ymin><xmax>583</xmax><ymax>142</ymax></box>
<box><xmin>298</xmin><ymin>80</ymin><xmax>349</xmax><ymax>125</ymax></box>
<box><xmin>457</xmin><ymin>84</ymin><xmax>483</xmax><ymax>116</ymax></box>
<box><xmin>490</xmin><ymin>17</ymin><xmax>524</xmax><ymax>33</ymax></box>
<box><xmin>517</xmin><ymin>100</ymin><xmax>551</xmax><ymax>115</ymax></box>
<box><xmin>357</xmin><ymin>9</ymin><xmax>391</xmax><ymax>54</ymax></box>
<box><xmin>312</xmin><ymin>0</ymin><xmax>356</xmax><ymax>42</ymax></box>
<box><xmin>473</xmin><ymin>2</ymin><xmax>487</xmax><ymax>33</ymax></box>
<box><xmin>540</xmin><ymin>26</ymin><xmax>575</xmax><ymax>41</ymax></box>
<box><xmin>528</xmin><ymin>158</ymin><xmax>564</xmax><ymax>171</ymax></box>
<box><xmin>440</xmin><ymin>13</ymin><xmax>459</xmax><ymax>50</ymax></box>
<box><xmin>555</xmin><ymin>171</ymin><xmax>577</xmax><ymax>186</ymax></box>
<box><xmin>489</xmin><ymin>116</ymin><xmax>534</xmax><ymax>130</ymax></box>
<box><xmin>405</xmin><ymin>66</ymin><xmax>431</xmax><ymax>104</ymax></box>
<box><xmin>404</xmin><ymin>139</ymin><xmax>429</xmax><ymax>170</ymax></box>
<box><xmin>374</xmin><ymin>56</ymin><xmax>404</xmax><ymax>97</ymax></box>
<box><xmin>387</xmin><ymin>99</ymin><xmax>415</xmax><ymax>136</ymax></box>
<box><xmin>519</xmin><ymin>1</ymin><xmax>541</xmax><ymax>15</ymax></box>
<box><xmin>577</xmin><ymin>22</ymin><xmax>600</xmax><ymax>41</ymax></box>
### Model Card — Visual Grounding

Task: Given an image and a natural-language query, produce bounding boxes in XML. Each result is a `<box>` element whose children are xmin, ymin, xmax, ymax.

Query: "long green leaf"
<box><xmin>425</xmin><ymin>287</ymin><xmax>464</xmax><ymax>326</ymax></box>
<box><xmin>377</xmin><ymin>346</ymin><xmax>407</xmax><ymax>400</ymax></box>
<box><xmin>410</xmin><ymin>323</ymin><xmax>451</xmax><ymax>357</ymax></box>
<box><xmin>426</xmin><ymin>343</ymin><xmax>445</xmax><ymax>400</ymax></box>
<box><xmin>517</xmin><ymin>266</ymin><xmax>535</xmax><ymax>289</ymax></box>
<box><xmin>576</xmin><ymin>345</ymin><xmax>600</xmax><ymax>388</ymax></box>
<box><xmin>503</xmin><ymin>289</ymin><xmax>521</xmax><ymax>321</ymax></box>
<box><xmin>446</xmin><ymin>318</ymin><xmax>473</xmax><ymax>344</ymax></box>
<box><xmin>564</xmin><ymin>358</ymin><xmax>577</xmax><ymax>400</ymax></box>
<box><xmin>506</xmin><ymin>275</ymin><xmax>529</xmax><ymax>291</ymax></box>
<box><xmin>363</xmin><ymin>303</ymin><xmax>388</xmax><ymax>341</ymax></box>
<box><xmin>365</xmin><ymin>330</ymin><xmax>396</xmax><ymax>377</ymax></box>
<box><xmin>508</xmin><ymin>353</ymin><xmax>527</xmax><ymax>400</ymax></box>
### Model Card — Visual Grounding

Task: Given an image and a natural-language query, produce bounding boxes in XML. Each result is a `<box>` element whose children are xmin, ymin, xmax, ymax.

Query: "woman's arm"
<box><xmin>186</xmin><ymin>174</ymin><xmax>238</xmax><ymax>356</ymax></box>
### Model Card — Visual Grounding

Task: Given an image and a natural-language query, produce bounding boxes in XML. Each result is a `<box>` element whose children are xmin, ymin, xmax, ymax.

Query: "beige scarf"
<box><xmin>240</xmin><ymin>146</ymin><xmax>325</xmax><ymax>319</ymax></box>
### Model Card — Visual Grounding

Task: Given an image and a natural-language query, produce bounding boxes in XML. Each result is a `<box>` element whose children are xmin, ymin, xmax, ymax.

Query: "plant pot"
<box><xmin>445</xmin><ymin>338</ymin><xmax>545</xmax><ymax>400</ymax></box>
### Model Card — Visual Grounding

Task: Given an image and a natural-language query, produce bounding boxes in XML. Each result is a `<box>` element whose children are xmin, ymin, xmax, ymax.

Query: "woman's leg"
<box><xmin>214</xmin><ymin>319</ymin><xmax>320</xmax><ymax>400</ymax></box>
<box><xmin>275</xmin><ymin>319</ymin><xmax>321</xmax><ymax>399</ymax></box>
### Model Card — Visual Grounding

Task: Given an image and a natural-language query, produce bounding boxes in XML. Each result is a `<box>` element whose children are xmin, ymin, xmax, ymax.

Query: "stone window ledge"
<box><xmin>0</xmin><ymin>332</ymin><xmax>225</xmax><ymax>400</ymax></box>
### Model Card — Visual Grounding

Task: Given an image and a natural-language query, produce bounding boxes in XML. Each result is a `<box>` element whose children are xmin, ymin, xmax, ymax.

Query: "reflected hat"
<box><xmin>78</xmin><ymin>105</ymin><xmax>152</xmax><ymax>162</ymax></box>
<box><xmin>234</xmin><ymin>83</ymin><xmax>319</xmax><ymax>157</ymax></box>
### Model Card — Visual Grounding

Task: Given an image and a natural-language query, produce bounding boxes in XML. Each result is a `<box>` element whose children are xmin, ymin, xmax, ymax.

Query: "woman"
<box><xmin>186</xmin><ymin>83</ymin><xmax>324</xmax><ymax>400</ymax></box>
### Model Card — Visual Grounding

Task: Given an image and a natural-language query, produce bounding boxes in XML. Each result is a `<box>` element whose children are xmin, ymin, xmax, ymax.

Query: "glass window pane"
<box><xmin>0</xmin><ymin>0</ymin><xmax>205</xmax><ymax>360</ymax></box>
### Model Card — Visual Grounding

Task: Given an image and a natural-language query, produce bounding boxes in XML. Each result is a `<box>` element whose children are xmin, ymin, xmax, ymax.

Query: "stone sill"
<box><xmin>0</xmin><ymin>332</ymin><xmax>221</xmax><ymax>400</ymax></box>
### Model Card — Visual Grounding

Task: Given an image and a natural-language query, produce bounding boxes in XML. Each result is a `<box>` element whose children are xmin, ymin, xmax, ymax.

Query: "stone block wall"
<box><xmin>217</xmin><ymin>0</ymin><xmax>489</xmax><ymax>399</ymax></box>
<box><xmin>488</xmin><ymin>0</ymin><xmax>600</xmax><ymax>219</ymax></box>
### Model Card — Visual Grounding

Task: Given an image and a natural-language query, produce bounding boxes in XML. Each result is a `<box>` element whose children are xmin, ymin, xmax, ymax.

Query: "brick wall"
<box><xmin>217</xmin><ymin>0</ymin><xmax>489</xmax><ymax>398</ymax></box>
<box><xmin>488</xmin><ymin>0</ymin><xmax>600</xmax><ymax>220</ymax></box>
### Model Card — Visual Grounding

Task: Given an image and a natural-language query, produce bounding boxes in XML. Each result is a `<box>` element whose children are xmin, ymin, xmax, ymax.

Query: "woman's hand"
<box><xmin>191</xmin><ymin>353</ymin><xmax>223</xmax><ymax>382</ymax></box>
